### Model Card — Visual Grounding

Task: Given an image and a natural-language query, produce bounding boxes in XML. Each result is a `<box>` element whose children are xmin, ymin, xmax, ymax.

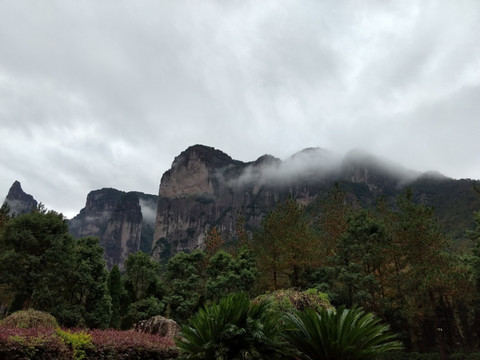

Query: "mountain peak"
<box><xmin>4</xmin><ymin>181</ymin><xmax>38</xmax><ymax>215</ymax></box>
<box><xmin>172</xmin><ymin>144</ymin><xmax>238</xmax><ymax>170</ymax></box>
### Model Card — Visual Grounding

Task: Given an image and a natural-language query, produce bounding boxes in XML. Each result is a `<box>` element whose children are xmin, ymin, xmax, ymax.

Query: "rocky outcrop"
<box><xmin>152</xmin><ymin>145</ymin><xmax>381</xmax><ymax>262</ymax></box>
<box><xmin>69</xmin><ymin>188</ymin><xmax>157</xmax><ymax>269</ymax></box>
<box><xmin>3</xmin><ymin>181</ymin><xmax>38</xmax><ymax>215</ymax></box>
<box><xmin>134</xmin><ymin>316</ymin><xmax>180</xmax><ymax>339</ymax></box>
<box><xmin>152</xmin><ymin>145</ymin><xmax>480</xmax><ymax>264</ymax></box>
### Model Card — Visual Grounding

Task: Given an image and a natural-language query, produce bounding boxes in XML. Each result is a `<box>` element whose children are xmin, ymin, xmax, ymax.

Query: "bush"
<box><xmin>0</xmin><ymin>327</ymin><xmax>177</xmax><ymax>360</ymax></box>
<box><xmin>56</xmin><ymin>329</ymin><xmax>93</xmax><ymax>360</ymax></box>
<box><xmin>253</xmin><ymin>288</ymin><xmax>333</xmax><ymax>314</ymax></box>
<box><xmin>0</xmin><ymin>327</ymin><xmax>70</xmax><ymax>359</ymax></box>
<box><xmin>0</xmin><ymin>309</ymin><xmax>58</xmax><ymax>329</ymax></box>
<box><xmin>89</xmin><ymin>329</ymin><xmax>177</xmax><ymax>359</ymax></box>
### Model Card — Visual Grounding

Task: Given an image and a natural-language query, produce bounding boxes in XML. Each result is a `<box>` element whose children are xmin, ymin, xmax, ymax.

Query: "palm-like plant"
<box><xmin>175</xmin><ymin>293</ymin><xmax>294</xmax><ymax>359</ymax></box>
<box><xmin>283</xmin><ymin>306</ymin><xmax>402</xmax><ymax>360</ymax></box>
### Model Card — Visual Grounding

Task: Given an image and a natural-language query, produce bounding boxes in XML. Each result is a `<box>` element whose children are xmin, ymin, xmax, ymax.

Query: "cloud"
<box><xmin>139</xmin><ymin>198</ymin><xmax>157</xmax><ymax>225</ymax></box>
<box><xmin>1</xmin><ymin>0</ymin><xmax>480</xmax><ymax>217</ymax></box>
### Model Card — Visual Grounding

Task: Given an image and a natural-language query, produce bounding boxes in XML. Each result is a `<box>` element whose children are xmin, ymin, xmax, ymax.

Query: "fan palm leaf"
<box><xmin>283</xmin><ymin>306</ymin><xmax>402</xmax><ymax>360</ymax></box>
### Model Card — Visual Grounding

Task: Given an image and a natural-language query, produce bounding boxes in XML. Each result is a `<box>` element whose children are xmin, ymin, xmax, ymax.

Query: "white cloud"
<box><xmin>1</xmin><ymin>0</ymin><xmax>480</xmax><ymax>217</ymax></box>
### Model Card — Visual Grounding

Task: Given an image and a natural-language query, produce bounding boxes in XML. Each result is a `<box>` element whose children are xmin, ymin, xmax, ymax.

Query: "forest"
<box><xmin>1</xmin><ymin>184</ymin><xmax>480</xmax><ymax>359</ymax></box>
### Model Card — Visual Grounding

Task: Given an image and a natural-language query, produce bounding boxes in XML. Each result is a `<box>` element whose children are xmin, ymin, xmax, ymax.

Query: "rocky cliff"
<box><xmin>152</xmin><ymin>145</ymin><xmax>480</xmax><ymax>263</ymax></box>
<box><xmin>153</xmin><ymin>145</ymin><xmax>408</xmax><ymax>262</ymax></box>
<box><xmin>3</xmin><ymin>181</ymin><xmax>38</xmax><ymax>215</ymax></box>
<box><xmin>69</xmin><ymin>188</ymin><xmax>157</xmax><ymax>269</ymax></box>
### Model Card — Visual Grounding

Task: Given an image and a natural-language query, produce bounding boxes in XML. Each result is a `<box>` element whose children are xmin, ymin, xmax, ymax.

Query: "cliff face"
<box><xmin>69</xmin><ymin>188</ymin><xmax>157</xmax><ymax>269</ymax></box>
<box><xmin>3</xmin><ymin>181</ymin><xmax>38</xmax><ymax>215</ymax></box>
<box><xmin>152</xmin><ymin>145</ymin><xmax>405</xmax><ymax>262</ymax></box>
<box><xmin>152</xmin><ymin>145</ymin><xmax>480</xmax><ymax>263</ymax></box>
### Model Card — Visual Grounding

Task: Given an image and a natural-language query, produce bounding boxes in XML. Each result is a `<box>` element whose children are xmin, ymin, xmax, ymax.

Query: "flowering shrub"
<box><xmin>0</xmin><ymin>327</ymin><xmax>178</xmax><ymax>359</ymax></box>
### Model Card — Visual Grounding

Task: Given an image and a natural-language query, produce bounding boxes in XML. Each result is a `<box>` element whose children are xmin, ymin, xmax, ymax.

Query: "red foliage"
<box><xmin>0</xmin><ymin>327</ymin><xmax>178</xmax><ymax>359</ymax></box>
<box><xmin>89</xmin><ymin>329</ymin><xmax>175</xmax><ymax>351</ymax></box>
<box><xmin>0</xmin><ymin>327</ymin><xmax>70</xmax><ymax>359</ymax></box>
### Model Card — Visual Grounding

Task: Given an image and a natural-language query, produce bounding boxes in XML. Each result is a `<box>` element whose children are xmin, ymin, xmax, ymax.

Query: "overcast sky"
<box><xmin>1</xmin><ymin>0</ymin><xmax>480</xmax><ymax>218</ymax></box>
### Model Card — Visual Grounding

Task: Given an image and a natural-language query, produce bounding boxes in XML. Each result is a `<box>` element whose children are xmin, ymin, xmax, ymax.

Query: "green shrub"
<box><xmin>283</xmin><ymin>306</ymin><xmax>402</xmax><ymax>360</ymax></box>
<box><xmin>56</xmin><ymin>329</ymin><xmax>93</xmax><ymax>360</ymax></box>
<box><xmin>253</xmin><ymin>288</ymin><xmax>333</xmax><ymax>314</ymax></box>
<box><xmin>0</xmin><ymin>309</ymin><xmax>58</xmax><ymax>329</ymax></box>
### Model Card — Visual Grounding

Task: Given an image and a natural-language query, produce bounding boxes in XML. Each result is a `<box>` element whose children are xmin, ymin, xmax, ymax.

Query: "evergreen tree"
<box><xmin>72</xmin><ymin>236</ymin><xmax>111</xmax><ymax>328</ymax></box>
<box><xmin>205</xmin><ymin>247</ymin><xmax>257</xmax><ymax>301</ymax></box>
<box><xmin>253</xmin><ymin>198</ymin><xmax>318</xmax><ymax>291</ymax></box>
<box><xmin>122</xmin><ymin>251</ymin><xmax>165</xmax><ymax>328</ymax></box>
<box><xmin>107</xmin><ymin>264</ymin><xmax>123</xmax><ymax>329</ymax></box>
<box><xmin>333</xmin><ymin>210</ymin><xmax>389</xmax><ymax>310</ymax></box>
<box><xmin>0</xmin><ymin>207</ymin><xmax>75</xmax><ymax>316</ymax></box>
<box><xmin>164</xmin><ymin>250</ymin><xmax>206</xmax><ymax>323</ymax></box>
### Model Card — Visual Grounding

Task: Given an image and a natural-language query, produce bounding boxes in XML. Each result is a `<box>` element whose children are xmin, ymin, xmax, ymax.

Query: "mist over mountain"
<box><xmin>68</xmin><ymin>188</ymin><xmax>157</xmax><ymax>269</ymax></box>
<box><xmin>3</xmin><ymin>145</ymin><xmax>479</xmax><ymax>267</ymax></box>
<box><xmin>151</xmin><ymin>145</ymin><xmax>478</xmax><ymax>263</ymax></box>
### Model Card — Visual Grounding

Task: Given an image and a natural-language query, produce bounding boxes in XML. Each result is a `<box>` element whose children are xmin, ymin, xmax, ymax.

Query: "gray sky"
<box><xmin>1</xmin><ymin>0</ymin><xmax>480</xmax><ymax>218</ymax></box>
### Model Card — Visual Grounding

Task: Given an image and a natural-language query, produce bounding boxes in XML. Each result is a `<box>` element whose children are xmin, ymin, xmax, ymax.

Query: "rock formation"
<box><xmin>3</xmin><ymin>181</ymin><xmax>38</xmax><ymax>215</ymax></box>
<box><xmin>5</xmin><ymin>145</ymin><xmax>479</xmax><ymax>269</ymax></box>
<box><xmin>152</xmin><ymin>145</ymin><xmax>480</xmax><ymax>263</ymax></box>
<box><xmin>69</xmin><ymin>188</ymin><xmax>157</xmax><ymax>269</ymax></box>
<box><xmin>152</xmin><ymin>145</ymin><xmax>405</xmax><ymax>262</ymax></box>
<box><xmin>134</xmin><ymin>316</ymin><xmax>180</xmax><ymax>339</ymax></box>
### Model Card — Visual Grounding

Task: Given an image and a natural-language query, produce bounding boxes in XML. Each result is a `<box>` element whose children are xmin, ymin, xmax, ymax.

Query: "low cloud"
<box><xmin>1</xmin><ymin>1</ymin><xmax>479</xmax><ymax>216</ymax></box>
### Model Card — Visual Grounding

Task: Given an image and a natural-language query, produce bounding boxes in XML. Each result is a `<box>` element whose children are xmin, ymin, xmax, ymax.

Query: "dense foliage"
<box><xmin>2</xmin><ymin>184</ymin><xmax>480</xmax><ymax>357</ymax></box>
<box><xmin>0</xmin><ymin>206</ymin><xmax>111</xmax><ymax>328</ymax></box>
<box><xmin>283</xmin><ymin>306</ymin><xmax>402</xmax><ymax>360</ymax></box>
<box><xmin>0</xmin><ymin>309</ymin><xmax>58</xmax><ymax>329</ymax></box>
<box><xmin>175</xmin><ymin>292</ymin><xmax>293</xmax><ymax>360</ymax></box>
<box><xmin>0</xmin><ymin>327</ymin><xmax>177</xmax><ymax>359</ymax></box>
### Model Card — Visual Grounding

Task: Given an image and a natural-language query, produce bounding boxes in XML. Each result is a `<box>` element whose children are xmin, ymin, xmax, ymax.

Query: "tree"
<box><xmin>0</xmin><ymin>206</ymin><xmax>114</xmax><ymax>328</ymax></box>
<box><xmin>122</xmin><ymin>251</ymin><xmax>164</xmax><ymax>328</ymax></box>
<box><xmin>0</xmin><ymin>207</ymin><xmax>75</xmax><ymax>316</ymax></box>
<box><xmin>164</xmin><ymin>250</ymin><xmax>206</xmax><ymax>323</ymax></box>
<box><xmin>68</xmin><ymin>236</ymin><xmax>111</xmax><ymax>328</ymax></box>
<box><xmin>253</xmin><ymin>198</ymin><xmax>318</xmax><ymax>291</ymax></box>
<box><xmin>316</xmin><ymin>183</ymin><xmax>356</xmax><ymax>261</ymax></box>
<box><xmin>204</xmin><ymin>226</ymin><xmax>225</xmax><ymax>260</ymax></box>
<box><xmin>205</xmin><ymin>247</ymin><xmax>257</xmax><ymax>301</ymax></box>
<box><xmin>381</xmin><ymin>189</ymin><xmax>464</xmax><ymax>352</ymax></box>
<box><xmin>332</xmin><ymin>210</ymin><xmax>389</xmax><ymax>311</ymax></box>
<box><xmin>0</xmin><ymin>203</ymin><xmax>13</xmax><ymax>312</ymax></box>
<box><xmin>124</xmin><ymin>251</ymin><xmax>162</xmax><ymax>302</ymax></box>
<box><xmin>0</xmin><ymin>202</ymin><xmax>11</xmax><ymax>229</ymax></box>
<box><xmin>461</xmin><ymin>209</ymin><xmax>480</xmax><ymax>349</ymax></box>
<box><xmin>108</xmin><ymin>264</ymin><xmax>124</xmax><ymax>329</ymax></box>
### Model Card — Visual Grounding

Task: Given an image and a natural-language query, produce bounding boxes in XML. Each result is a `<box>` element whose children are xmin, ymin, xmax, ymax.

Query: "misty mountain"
<box><xmin>3</xmin><ymin>181</ymin><xmax>38</xmax><ymax>215</ymax></box>
<box><xmin>3</xmin><ymin>145</ymin><xmax>480</xmax><ymax>268</ymax></box>
<box><xmin>152</xmin><ymin>145</ymin><xmax>480</xmax><ymax>263</ymax></box>
<box><xmin>68</xmin><ymin>188</ymin><xmax>157</xmax><ymax>269</ymax></box>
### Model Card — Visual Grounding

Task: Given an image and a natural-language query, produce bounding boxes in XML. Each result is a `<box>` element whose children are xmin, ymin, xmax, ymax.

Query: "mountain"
<box><xmin>69</xmin><ymin>188</ymin><xmax>157</xmax><ymax>269</ymax></box>
<box><xmin>152</xmin><ymin>145</ymin><xmax>480</xmax><ymax>263</ymax></box>
<box><xmin>4</xmin><ymin>145</ymin><xmax>479</xmax><ymax>268</ymax></box>
<box><xmin>3</xmin><ymin>181</ymin><xmax>38</xmax><ymax>215</ymax></box>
